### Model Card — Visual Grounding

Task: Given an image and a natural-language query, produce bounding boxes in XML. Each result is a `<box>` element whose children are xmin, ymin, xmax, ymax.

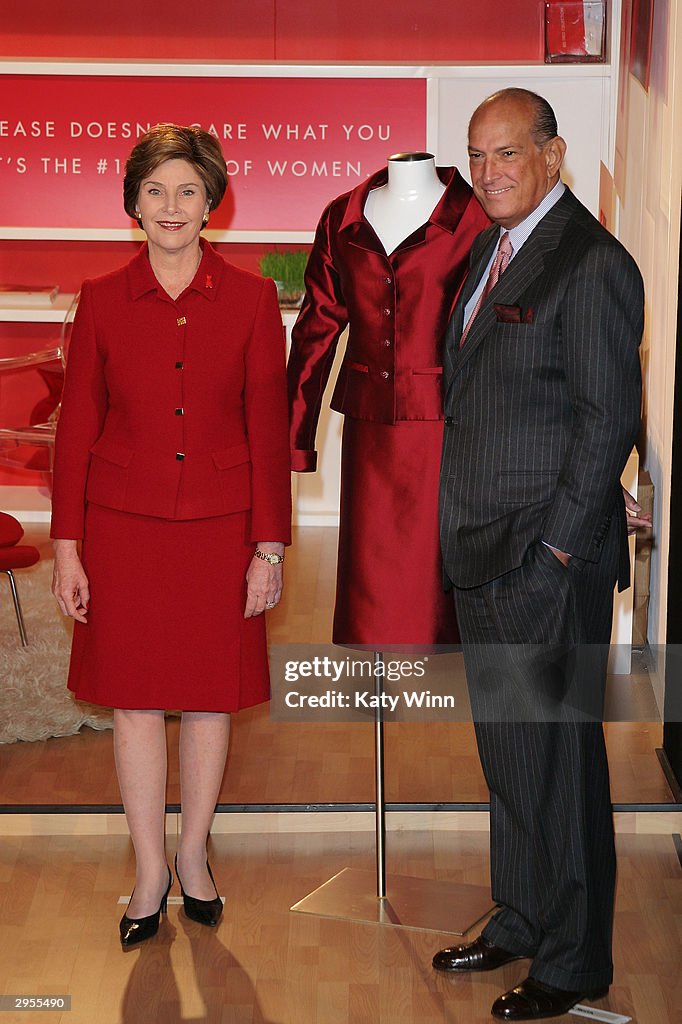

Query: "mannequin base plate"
<box><xmin>290</xmin><ymin>867</ymin><xmax>494</xmax><ymax>934</ymax></box>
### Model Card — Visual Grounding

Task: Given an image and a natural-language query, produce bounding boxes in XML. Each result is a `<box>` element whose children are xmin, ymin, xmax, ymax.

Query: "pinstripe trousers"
<box><xmin>453</xmin><ymin>519</ymin><xmax>621</xmax><ymax>991</ymax></box>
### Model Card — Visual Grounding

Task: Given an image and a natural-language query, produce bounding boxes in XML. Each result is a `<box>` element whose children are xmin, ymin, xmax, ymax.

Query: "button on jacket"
<box><xmin>51</xmin><ymin>240</ymin><xmax>291</xmax><ymax>542</ymax></box>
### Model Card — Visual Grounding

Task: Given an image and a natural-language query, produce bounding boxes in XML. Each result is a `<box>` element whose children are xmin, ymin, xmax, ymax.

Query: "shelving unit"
<box><xmin>0</xmin><ymin>295</ymin><xmax>76</xmax><ymax>322</ymax></box>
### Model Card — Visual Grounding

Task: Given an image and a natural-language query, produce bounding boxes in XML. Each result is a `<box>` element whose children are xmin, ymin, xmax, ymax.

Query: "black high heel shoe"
<box><xmin>174</xmin><ymin>853</ymin><xmax>223</xmax><ymax>927</ymax></box>
<box><xmin>119</xmin><ymin>866</ymin><xmax>173</xmax><ymax>948</ymax></box>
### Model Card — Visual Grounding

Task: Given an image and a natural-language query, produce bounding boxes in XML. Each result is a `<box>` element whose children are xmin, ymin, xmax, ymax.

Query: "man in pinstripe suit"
<box><xmin>434</xmin><ymin>89</ymin><xmax>644</xmax><ymax>1020</ymax></box>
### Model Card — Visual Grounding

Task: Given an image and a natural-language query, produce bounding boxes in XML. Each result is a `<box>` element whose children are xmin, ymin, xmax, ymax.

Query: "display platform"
<box><xmin>291</xmin><ymin>867</ymin><xmax>493</xmax><ymax>935</ymax></box>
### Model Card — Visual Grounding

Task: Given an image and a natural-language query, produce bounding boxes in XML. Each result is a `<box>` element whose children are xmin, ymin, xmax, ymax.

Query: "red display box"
<box><xmin>545</xmin><ymin>1</ymin><xmax>607</xmax><ymax>63</ymax></box>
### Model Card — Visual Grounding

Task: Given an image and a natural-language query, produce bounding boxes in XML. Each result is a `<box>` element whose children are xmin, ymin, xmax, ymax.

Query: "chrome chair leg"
<box><xmin>2</xmin><ymin>569</ymin><xmax>29</xmax><ymax>646</ymax></box>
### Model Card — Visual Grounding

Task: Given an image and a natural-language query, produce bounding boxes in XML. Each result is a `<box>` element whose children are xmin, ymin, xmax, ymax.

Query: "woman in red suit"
<box><xmin>51</xmin><ymin>125</ymin><xmax>291</xmax><ymax>946</ymax></box>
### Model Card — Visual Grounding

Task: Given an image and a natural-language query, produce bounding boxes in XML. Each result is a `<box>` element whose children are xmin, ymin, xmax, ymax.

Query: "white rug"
<box><xmin>0</xmin><ymin>558</ymin><xmax>113</xmax><ymax>743</ymax></box>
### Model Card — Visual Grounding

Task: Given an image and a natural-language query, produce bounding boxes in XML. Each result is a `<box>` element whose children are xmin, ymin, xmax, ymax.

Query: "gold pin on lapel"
<box><xmin>176</xmin><ymin>316</ymin><xmax>187</xmax><ymax>326</ymax></box>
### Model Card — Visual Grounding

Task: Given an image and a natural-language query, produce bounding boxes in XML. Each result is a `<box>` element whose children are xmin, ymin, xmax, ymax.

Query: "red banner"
<box><xmin>0</xmin><ymin>75</ymin><xmax>427</xmax><ymax>233</ymax></box>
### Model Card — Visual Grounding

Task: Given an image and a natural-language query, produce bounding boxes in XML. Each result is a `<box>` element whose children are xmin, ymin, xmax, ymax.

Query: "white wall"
<box><xmin>614</xmin><ymin>0</ymin><xmax>682</xmax><ymax>702</ymax></box>
<box><xmin>437</xmin><ymin>73</ymin><xmax>611</xmax><ymax>216</ymax></box>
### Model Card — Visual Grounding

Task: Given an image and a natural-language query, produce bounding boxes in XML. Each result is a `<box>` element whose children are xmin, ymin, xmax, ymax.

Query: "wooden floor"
<box><xmin>0</xmin><ymin>526</ymin><xmax>674</xmax><ymax>809</ymax></box>
<box><xmin>0</xmin><ymin>710</ymin><xmax>671</xmax><ymax>809</ymax></box>
<box><xmin>0</xmin><ymin>830</ymin><xmax>680</xmax><ymax>1024</ymax></box>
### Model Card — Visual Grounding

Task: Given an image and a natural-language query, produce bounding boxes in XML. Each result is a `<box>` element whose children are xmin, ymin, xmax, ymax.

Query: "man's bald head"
<box><xmin>469</xmin><ymin>89</ymin><xmax>559</xmax><ymax>148</ymax></box>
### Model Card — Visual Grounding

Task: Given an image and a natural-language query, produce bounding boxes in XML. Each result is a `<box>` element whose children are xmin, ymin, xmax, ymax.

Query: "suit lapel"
<box><xmin>443</xmin><ymin>227</ymin><xmax>498</xmax><ymax>382</ymax></box>
<box><xmin>446</xmin><ymin>189</ymin><xmax>578</xmax><ymax>387</ymax></box>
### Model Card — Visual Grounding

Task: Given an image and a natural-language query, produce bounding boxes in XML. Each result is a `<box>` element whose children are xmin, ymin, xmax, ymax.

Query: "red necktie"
<box><xmin>460</xmin><ymin>232</ymin><xmax>513</xmax><ymax>346</ymax></box>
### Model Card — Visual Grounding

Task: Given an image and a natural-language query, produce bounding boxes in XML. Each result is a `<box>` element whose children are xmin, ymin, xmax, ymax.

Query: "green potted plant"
<box><xmin>259</xmin><ymin>250</ymin><xmax>309</xmax><ymax>308</ymax></box>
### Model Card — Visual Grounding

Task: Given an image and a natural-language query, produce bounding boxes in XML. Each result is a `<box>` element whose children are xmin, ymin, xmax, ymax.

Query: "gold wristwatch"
<box><xmin>254</xmin><ymin>548</ymin><xmax>285</xmax><ymax>565</ymax></box>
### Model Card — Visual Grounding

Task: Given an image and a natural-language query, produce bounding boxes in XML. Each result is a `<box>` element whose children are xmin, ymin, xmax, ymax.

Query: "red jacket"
<box><xmin>51</xmin><ymin>240</ymin><xmax>291</xmax><ymax>542</ymax></box>
<box><xmin>287</xmin><ymin>167</ymin><xmax>491</xmax><ymax>470</ymax></box>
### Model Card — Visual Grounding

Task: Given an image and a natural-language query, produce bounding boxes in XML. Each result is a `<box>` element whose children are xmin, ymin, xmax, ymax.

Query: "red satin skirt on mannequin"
<box><xmin>332</xmin><ymin>418</ymin><xmax>459</xmax><ymax>649</ymax></box>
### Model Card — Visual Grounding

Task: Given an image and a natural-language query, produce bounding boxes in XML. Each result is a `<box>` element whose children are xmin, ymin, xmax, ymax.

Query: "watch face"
<box><xmin>257</xmin><ymin>550</ymin><xmax>283</xmax><ymax>564</ymax></box>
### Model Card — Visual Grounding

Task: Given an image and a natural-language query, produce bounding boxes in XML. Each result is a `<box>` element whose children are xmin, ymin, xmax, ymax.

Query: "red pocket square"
<box><xmin>494</xmin><ymin>304</ymin><xmax>534</xmax><ymax>324</ymax></box>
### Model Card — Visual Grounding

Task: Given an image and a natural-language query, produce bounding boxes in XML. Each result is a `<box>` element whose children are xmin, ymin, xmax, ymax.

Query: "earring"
<box><xmin>202</xmin><ymin>213</ymin><xmax>209</xmax><ymax>226</ymax></box>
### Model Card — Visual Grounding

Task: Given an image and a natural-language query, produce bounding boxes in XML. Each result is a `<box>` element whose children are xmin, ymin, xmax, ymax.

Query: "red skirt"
<box><xmin>67</xmin><ymin>503</ymin><xmax>270</xmax><ymax>712</ymax></box>
<box><xmin>333</xmin><ymin>419</ymin><xmax>459</xmax><ymax>648</ymax></box>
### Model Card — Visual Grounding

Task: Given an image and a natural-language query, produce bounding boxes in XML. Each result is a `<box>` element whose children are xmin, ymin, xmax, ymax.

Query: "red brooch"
<box><xmin>205</xmin><ymin>274</ymin><xmax>213</xmax><ymax>289</ymax></box>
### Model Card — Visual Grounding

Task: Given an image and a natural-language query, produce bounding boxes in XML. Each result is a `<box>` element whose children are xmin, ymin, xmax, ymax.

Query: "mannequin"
<box><xmin>364</xmin><ymin>153</ymin><xmax>446</xmax><ymax>255</ymax></box>
<box><xmin>287</xmin><ymin>154</ymin><xmax>491</xmax><ymax>647</ymax></box>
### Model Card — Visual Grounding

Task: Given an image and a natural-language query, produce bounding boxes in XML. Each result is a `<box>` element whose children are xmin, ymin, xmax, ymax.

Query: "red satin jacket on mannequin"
<box><xmin>288</xmin><ymin>166</ymin><xmax>490</xmax><ymax>470</ymax></box>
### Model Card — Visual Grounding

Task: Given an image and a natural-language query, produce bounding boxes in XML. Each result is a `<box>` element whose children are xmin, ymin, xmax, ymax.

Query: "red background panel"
<box><xmin>275</xmin><ymin>0</ymin><xmax>545</xmax><ymax>62</ymax></box>
<box><xmin>4</xmin><ymin>0</ymin><xmax>546</xmax><ymax>62</ymax></box>
<box><xmin>0</xmin><ymin>76</ymin><xmax>426</xmax><ymax>233</ymax></box>
<box><xmin>3</xmin><ymin>0</ymin><xmax>278</xmax><ymax>61</ymax></box>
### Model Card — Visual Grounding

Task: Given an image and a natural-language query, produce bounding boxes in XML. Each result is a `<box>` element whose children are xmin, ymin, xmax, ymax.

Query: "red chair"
<box><xmin>0</xmin><ymin>293</ymin><xmax>79</xmax><ymax>487</ymax></box>
<box><xmin>0</xmin><ymin>512</ymin><xmax>40</xmax><ymax>646</ymax></box>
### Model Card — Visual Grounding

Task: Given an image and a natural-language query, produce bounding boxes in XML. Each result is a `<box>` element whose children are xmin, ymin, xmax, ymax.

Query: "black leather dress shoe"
<box><xmin>491</xmin><ymin>977</ymin><xmax>610</xmax><ymax>1020</ymax></box>
<box><xmin>432</xmin><ymin>935</ymin><xmax>527</xmax><ymax>972</ymax></box>
<box><xmin>119</xmin><ymin>866</ymin><xmax>172</xmax><ymax>949</ymax></box>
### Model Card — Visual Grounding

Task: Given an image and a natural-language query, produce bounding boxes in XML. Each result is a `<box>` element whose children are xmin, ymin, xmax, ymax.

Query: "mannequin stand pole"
<box><xmin>374</xmin><ymin>650</ymin><xmax>387</xmax><ymax>899</ymax></box>
<box><xmin>291</xmin><ymin>652</ymin><xmax>494</xmax><ymax>933</ymax></box>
